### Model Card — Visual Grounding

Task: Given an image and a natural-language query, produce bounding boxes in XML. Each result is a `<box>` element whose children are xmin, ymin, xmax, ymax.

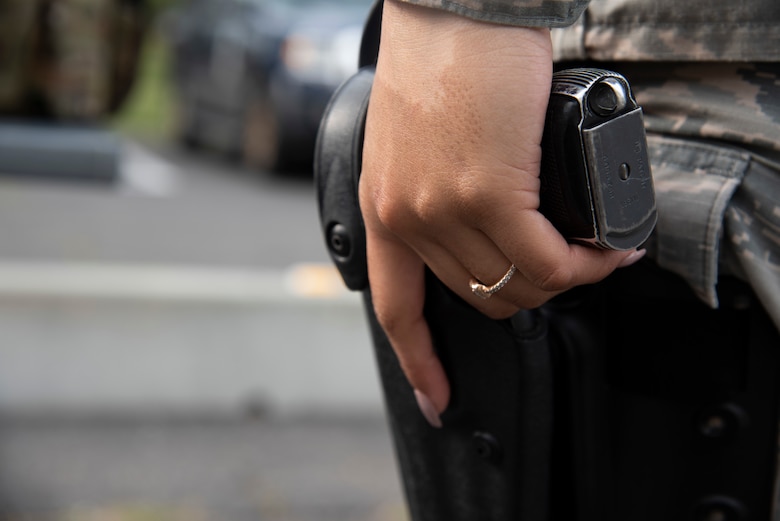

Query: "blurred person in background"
<box><xmin>0</xmin><ymin>0</ymin><xmax>147</xmax><ymax>122</ymax></box>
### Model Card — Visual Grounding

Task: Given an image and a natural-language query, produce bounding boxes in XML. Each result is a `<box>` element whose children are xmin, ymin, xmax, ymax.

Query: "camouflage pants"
<box><xmin>604</xmin><ymin>62</ymin><xmax>780</xmax><ymax>334</ymax></box>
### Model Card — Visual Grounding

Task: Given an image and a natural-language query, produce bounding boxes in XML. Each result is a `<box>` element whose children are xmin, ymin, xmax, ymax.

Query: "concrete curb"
<box><xmin>0</xmin><ymin>261</ymin><xmax>384</xmax><ymax>418</ymax></box>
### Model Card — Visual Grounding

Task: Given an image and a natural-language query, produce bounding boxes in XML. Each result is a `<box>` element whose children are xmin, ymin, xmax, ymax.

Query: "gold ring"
<box><xmin>469</xmin><ymin>264</ymin><xmax>516</xmax><ymax>300</ymax></box>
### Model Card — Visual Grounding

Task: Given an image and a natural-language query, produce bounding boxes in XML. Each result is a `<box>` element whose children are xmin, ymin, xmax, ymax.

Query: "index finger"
<box><xmin>364</xmin><ymin>225</ymin><xmax>451</xmax><ymax>424</ymax></box>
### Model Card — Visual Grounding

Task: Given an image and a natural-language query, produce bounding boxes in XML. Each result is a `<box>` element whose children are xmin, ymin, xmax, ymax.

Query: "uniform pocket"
<box><xmin>645</xmin><ymin>134</ymin><xmax>751</xmax><ymax>308</ymax></box>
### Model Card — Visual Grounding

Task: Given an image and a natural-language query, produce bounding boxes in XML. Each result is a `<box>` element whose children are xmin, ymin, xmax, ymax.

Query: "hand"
<box><xmin>359</xmin><ymin>0</ymin><xmax>644</xmax><ymax>427</ymax></box>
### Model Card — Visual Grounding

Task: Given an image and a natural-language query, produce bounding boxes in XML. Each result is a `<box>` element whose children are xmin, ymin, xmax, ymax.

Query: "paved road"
<box><xmin>0</xmin><ymin>138</ymin><xmax>383</xmax><ymax>418</ymax></box>
<box><xmin>0</xmin><ymin>415</ymin><xmax>408</xmax><ymax>521</ymax></box>
<box><xmin>0</xmin><ymin>140</ymin><xmax>330</xmax><ymax>269</ymax></box>
<box><xmin>0</xmin><ymin>138</ymin><xmax>408</xmax><ymax>521</ymax></box>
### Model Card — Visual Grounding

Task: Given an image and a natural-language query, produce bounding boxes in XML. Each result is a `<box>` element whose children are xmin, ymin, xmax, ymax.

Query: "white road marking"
<box><xmin>118</xmin><ymin>142</ymin><xmax>181</xmax><ymax>197</ymax></box>
<box><xmin>0</xmin><ymin>261</ymin><xmax>356</xmax><ymax>303</ymax></box>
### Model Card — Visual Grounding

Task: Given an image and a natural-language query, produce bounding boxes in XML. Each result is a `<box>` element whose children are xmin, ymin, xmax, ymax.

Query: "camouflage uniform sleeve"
<box><xmin>394</xmin><ymin>0</ymin><xmax>590</xmax><ymax>27</ymax></box>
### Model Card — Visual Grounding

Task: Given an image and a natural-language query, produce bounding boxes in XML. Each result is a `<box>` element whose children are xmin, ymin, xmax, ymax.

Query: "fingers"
<box><xmin>362</xmin><ymin>190</ymin><xmax>645</xmax><ymax>428</ymax></box>
<box><xmin>418</xmin><ymin>228</ymin><xmax>552</xmax><ymax>317</ymax></box>
<box><xmin>364</xmin><ymin>225</ymin><xmax>451</xmax><ymax>426</ymax></box>
<box><xmin>480</xmin><ymin>208</ymin><xmax>643</xmax><ymax>296</ymax></box>
<box><xmin>419</xmin><ymin>219</ymin><xmax>642</xmax><ymax>318</ymax></box>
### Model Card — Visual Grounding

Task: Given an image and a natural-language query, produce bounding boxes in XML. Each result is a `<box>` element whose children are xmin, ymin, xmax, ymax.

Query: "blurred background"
<box><xmin>0</xmin><ymin>0</ymin><xmax>407</xmax><ymax>520</ymax></box>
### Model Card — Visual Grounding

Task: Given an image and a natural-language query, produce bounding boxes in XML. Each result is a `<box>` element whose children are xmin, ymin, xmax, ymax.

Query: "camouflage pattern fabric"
<box><xmin>551</xmin><ymin>0</ymin><xmax>780</xmax><ymax>62</ymax></box>
<box><xmin>0</xmin><ymin>0</ymin><xmax>145</xmax><ymax>121</ymax></box>
<box><xmin>398</xmin><ymin>0</ymin><xmax>780</xmax><ymax>62</ymax></box>
<box><xmin>397</xmin><ymin>0</ymin><xmax>589</xmax><ymax>27</ymax></box>
<box><xmin>608</xmin><ymin>62</ymin><xmax>780</xmax><ymax>334</ymax></box>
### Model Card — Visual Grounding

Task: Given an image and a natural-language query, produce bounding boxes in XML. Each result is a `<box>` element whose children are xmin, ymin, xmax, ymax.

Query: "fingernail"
<box><xmin>618</xmin><ymin>248</ymin><xmax>647</xmax><ymax>268</ymax></box>
<box><xmin>414</xmin><ymin>389</ymin><xmax>442</xmax><ymax>428</ymax></box>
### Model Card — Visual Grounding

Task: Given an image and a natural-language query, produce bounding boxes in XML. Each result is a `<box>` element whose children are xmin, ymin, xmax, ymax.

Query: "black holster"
<box><xmin>362</xmin><ymin>261</ymin><xmax>780</xmax><ymax>521</ymax></box>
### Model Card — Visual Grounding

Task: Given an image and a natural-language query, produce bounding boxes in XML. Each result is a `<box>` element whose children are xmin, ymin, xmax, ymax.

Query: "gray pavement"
<box><xmin>0</xmin><ymin>140</ymin><xmax>330</xmax><ymax>269</ymax></box>
<box><xmin>0</xmin><ymin>415</ymin><xmax>408</xmax><ymax>521</ymax></box>
<box><xmin>0</xmin><ymin>137</ymin><xmax>409</xmax><ymax>521</ymax></box>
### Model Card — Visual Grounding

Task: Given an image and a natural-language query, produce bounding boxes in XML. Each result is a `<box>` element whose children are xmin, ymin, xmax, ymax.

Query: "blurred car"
<box><xmin>249</xmin><ymin>2</ymin><xmax>366</xmax><ymax>171</ymax></box>
<box><xmin>163</xmin><ymin>0</ymin><xmax>370</xmax><ymax>172</ymax></box>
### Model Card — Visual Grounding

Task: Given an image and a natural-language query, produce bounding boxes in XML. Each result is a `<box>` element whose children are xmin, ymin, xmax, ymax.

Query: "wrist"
<box><xmin>379</xmin><ymin>0</ymin><xmax>552</xmax><ymax>71</ymax></box>
<box><xmin>377</xmin><ymin>0</ymin><xmax>552</xmax><ymax>106</ymax></box>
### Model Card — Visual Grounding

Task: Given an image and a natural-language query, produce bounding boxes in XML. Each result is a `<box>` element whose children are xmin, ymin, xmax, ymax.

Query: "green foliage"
<box><xmin>147</xmin><ymin>0</ymin><xmax>182</xmax><ymax>17</ymax></box>
<box><xmin>109</xmin><ymin>23</ymin><xmax>177</xmax><ymax>144</ymax></box>
<box><xmin>109</xmin><ymin>1</ymin><xmax>186</xmax><ymax>142</ymax></box>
